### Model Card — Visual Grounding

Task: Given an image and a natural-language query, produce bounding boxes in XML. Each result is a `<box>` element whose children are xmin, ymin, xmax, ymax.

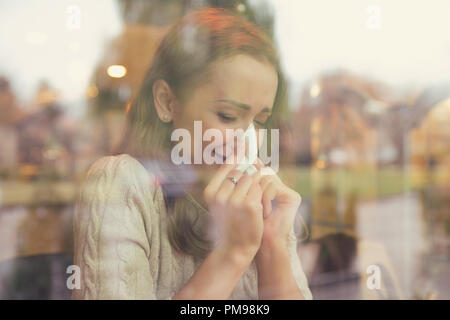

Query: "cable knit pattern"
<box><xmin>71</xmin><ymin>154</ymin><xmax>312</xmax><ymax>300</ymax></box>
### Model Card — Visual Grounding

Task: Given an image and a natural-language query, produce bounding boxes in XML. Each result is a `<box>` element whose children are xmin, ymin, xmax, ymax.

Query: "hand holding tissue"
<box><xmin>236</xmin><ymin>123</ymin><xmax>258</xmax><ymax>176</ymax></box>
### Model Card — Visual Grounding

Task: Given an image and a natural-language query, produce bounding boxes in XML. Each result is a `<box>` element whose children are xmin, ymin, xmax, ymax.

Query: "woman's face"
<box><xmin>171</xmin><ymin>54</ymin><xmax>279</xmax><ymax>178</ymax></box>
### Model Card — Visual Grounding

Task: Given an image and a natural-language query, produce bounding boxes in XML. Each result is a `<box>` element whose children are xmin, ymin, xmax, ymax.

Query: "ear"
<box><xmin>153</xmin><ymin>79</ymin><xmax>177</xmax><ymax>122</ymax></box>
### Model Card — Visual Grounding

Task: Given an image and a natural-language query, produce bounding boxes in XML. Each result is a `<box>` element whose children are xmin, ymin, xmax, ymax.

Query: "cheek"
<box><xmin>201</xmin><ymin>125</ymin><xmax>227</xmax><ymax>149</ymax></box>
<box><xmin>200</xmin><ymin>125</ymin><xmax>236</xmax><ymax>159</ymax></box>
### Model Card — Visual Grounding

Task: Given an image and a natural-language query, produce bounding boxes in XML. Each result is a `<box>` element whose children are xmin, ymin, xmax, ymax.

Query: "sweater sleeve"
<box><xmin>72</xmin><ymin>155</ymin><xmax>158</xmax><ymax>300</ymax></box>
<box><xmin>288</xmin><ymin>228</ymin><xmax>313</xmax><ymax>300</ymax></box>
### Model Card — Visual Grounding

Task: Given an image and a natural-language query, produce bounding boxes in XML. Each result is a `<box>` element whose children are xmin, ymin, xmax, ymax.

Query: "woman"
<box><xmin>72</xmin><ymin>8</ymin><xmax>312</xmax><ymax>300</ymax></box>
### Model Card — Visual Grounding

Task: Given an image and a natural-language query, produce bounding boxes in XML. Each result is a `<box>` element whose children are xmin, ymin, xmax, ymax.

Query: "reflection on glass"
<box><xmin>0</xmin><ymin>0</ymin><xmax>448</xmax><ymax>300</ymax></box>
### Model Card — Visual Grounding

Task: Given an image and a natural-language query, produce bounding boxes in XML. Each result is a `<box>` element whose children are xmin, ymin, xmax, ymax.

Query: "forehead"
<box><xmin>207</xmin><ymin>54</ymin><xmax>278</xmax><ymax>112</ymax></box>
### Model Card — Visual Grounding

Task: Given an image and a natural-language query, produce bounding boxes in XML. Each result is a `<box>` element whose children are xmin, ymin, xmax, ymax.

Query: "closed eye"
<box><xmin>254</xmin><ymin>113</ymin><xmax>271</xmax><ymax>128</ymax></box>
<box><xmin>217</xmin><ymin>112</ymin><xmax>237</xmax><ymax>122</ymax></box>
<box><xmin>253</xmin><ymin>120</ymin><xmax>266</xmax><ymax>128</ymax></box>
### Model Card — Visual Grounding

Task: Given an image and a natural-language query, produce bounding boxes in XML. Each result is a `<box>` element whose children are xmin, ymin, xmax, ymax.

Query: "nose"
<box><xmin>221</xmin><ymin>123</ymin><xmax>258</xmax><ymax>160</ymax></box>
<box><xmin>233</xmin><ymin>123</ymin><xmax>257</xmax><ymax>159</ymax></box>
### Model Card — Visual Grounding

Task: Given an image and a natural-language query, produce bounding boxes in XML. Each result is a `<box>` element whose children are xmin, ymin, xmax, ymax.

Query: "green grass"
<box><xmin>278</xmin><ymin>166</ymin><xmax>429</xmax><ymax>200</ymax></box>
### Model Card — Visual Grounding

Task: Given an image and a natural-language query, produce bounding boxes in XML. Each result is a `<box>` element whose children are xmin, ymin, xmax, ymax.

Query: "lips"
<box><xmin>213</xmin><ymin>142</ymin><xmax>234</xmax><ymax>161</ymax></box>
<box><xmin>212</xmin><ymin>149</ymin><xmax>227</xmax><ymax>162</ymax></box>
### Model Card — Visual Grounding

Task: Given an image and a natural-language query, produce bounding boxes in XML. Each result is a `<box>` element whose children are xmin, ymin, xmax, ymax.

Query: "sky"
<box><xmin>0</xmin><ymin>0</ymin><xmax>123</xmax><ymax>116</ymax></box>
<box><xmin>0</xmin><ymin>0</ymin><xmax>449</xmax><ymax>115</ymax></box>
<box><xmin>270</xmin><ymin>0</ymin><xmax>450</xmax><ymax>105</ymax></box>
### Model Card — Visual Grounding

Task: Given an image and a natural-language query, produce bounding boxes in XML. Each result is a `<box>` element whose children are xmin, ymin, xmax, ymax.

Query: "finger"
<box><xmin>246</xmin><ymin>181</ymin><xmax>263</xmax><ymax>215</ymax></box>
<box><xmin>259</xmin><ymin>175</ymin><xmax>274</xmax><ymax>192</ymax></box>
<box><xmin>259</xmin><ymin>174</ymin><xmax>282</xmax><ymax>193</ymax></box>
<box><xmin>254</xmin><ymin>157</ymin><xmax>265</xmax><ymax>170</ymax></box>
<box><xmin>247</xmin><ymin>176</ymin><xmax>262</xmax><ymax>202</ymax></box>
<box><xmin>204</xmin><ymin>156</ymin><xmax>239</xmax><ymax>197</ymax></box>
<box><xmin>215</xmin><ymin>169</ymin><xmax>244</xmax><ymax>203</ymax></box>
<box><xmin>262</xmin><ymin>182</ymin><xmax>277</xmax><ymax>218</ymax></box>
<box><xmin>247</xmin><ymin>170</ymin><xmax>262</xmax><ymax>193</ymax></box>
<box><xmin>255</xmin><ymin>157</ymin><xmax>279</xmax><ymax>177</ymax></box>
<box><xmin>230</xmin><ymin>174</ymin><xmax>254</xmax><ymax>202</ymax></box>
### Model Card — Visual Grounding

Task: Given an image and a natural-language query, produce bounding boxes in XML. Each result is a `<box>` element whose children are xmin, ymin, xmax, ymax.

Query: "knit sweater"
<box><xmin>72</xmin><ymin>154</ymin><xmax>312</xmax><ymax>300</ymax></box>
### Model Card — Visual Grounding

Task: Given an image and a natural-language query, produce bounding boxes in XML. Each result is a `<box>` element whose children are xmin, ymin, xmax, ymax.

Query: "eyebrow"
<box><xmin>216</xmin><ymin>99</ymin><xmax>272</xmax><ymax>113</ymax></box>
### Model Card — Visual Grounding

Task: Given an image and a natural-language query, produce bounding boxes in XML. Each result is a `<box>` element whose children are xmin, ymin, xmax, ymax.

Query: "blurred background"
<box><xmin>0</xmin><ymin>0</ymin><xmax>448</xmax><ymax>299</ymax></box>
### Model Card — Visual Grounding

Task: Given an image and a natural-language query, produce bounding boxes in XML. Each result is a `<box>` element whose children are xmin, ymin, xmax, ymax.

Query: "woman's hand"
<box><xmin>203</xmin><ymin>161</ymin><xmax>264</xmax><ymax>265</ymax></box>
<box><xmin>254</xmin><ymin>159</ymin><xmax>302</xmax><ymax>256</ymax></box>
<box><xmin>251</xmin><ymin>159</ymin><xmax>305</xmax><ymax>299</ymax></box>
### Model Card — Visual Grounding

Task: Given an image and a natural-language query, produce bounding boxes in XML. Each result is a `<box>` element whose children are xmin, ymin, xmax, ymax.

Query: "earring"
<box><xmin>162</xmin><ymin>114</ymin><xmax>169</xmax><ymax>121</ymax></box>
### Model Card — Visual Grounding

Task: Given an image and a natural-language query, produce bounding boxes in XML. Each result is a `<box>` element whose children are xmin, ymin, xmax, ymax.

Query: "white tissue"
<box><xmin>236</xmin><ymin>123</ymin><xmax>258</xmax><ymax>176</ymax></box>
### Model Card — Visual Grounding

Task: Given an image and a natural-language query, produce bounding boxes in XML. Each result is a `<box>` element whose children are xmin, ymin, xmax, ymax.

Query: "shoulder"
<box><xmin>74</xmin><ymin>154</ymin><xmax>163</xmax><ymax>243</ymax></box>
<box><xmin>87</xmin><ymin>153</ymin><xmax>149</xmax><ymax>180</ymax></box>
<box><xmin>73</xmin><ymin>155</ymin><xmax>161</xmax><ymax>299</ymax></box>
<box><xmin>81</xmin><ymin>154</ymin><xmax>160</xmax><ymax>202</ymax></box>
